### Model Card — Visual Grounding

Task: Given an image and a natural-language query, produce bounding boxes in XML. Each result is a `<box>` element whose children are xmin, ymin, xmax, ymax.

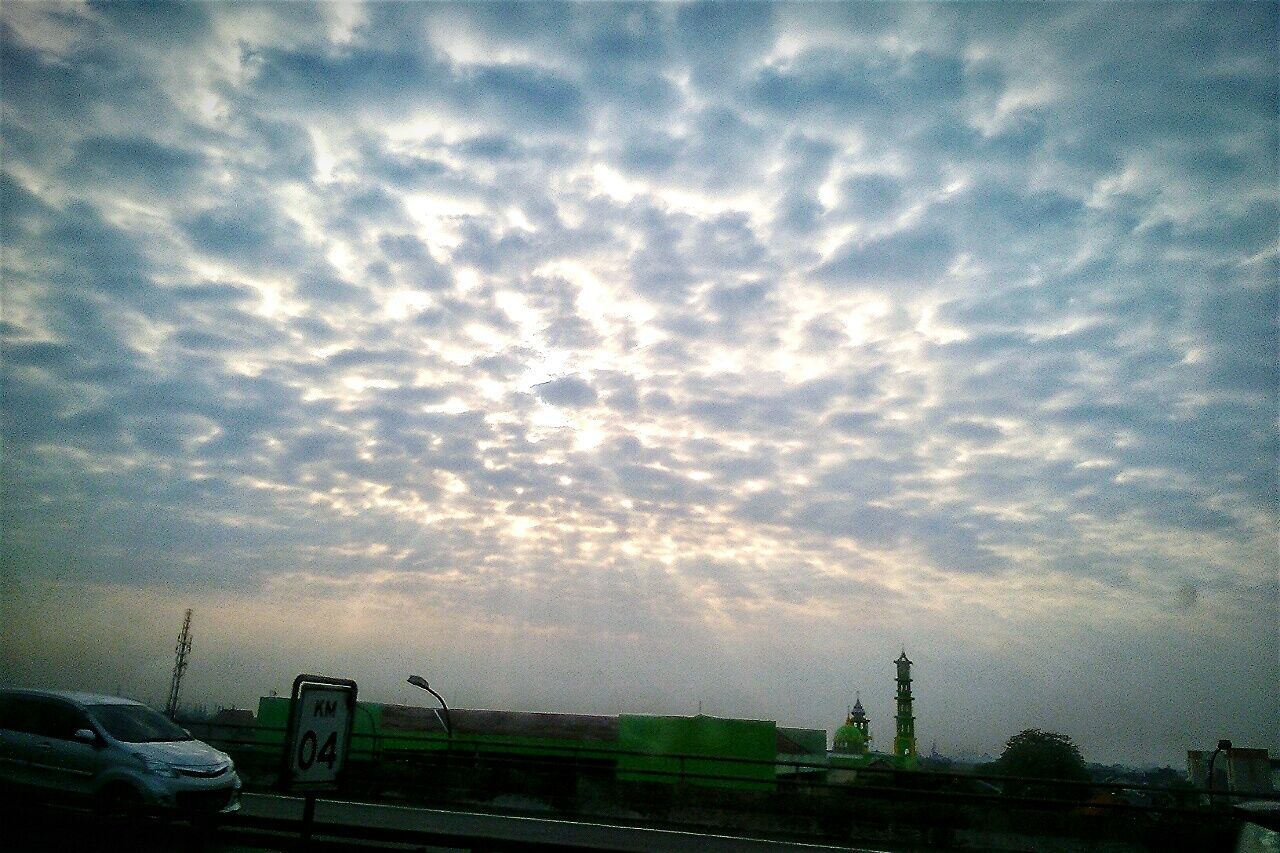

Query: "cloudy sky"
<box><xmin>1</xmin><ymin>2</ymin><xmax>1275</xmax><ymax>765</ymax></box>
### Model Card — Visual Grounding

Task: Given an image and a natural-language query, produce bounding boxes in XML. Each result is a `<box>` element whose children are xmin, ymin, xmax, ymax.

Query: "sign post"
<box><xmin>279</xmin><ymin>674</ymin><xmax>357</xmax><ymax>847</ymax></box>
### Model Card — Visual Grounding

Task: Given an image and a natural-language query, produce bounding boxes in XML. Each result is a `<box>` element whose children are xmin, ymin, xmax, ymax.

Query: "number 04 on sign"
<box><xmin>281</xmin><ymin>675</ymin><xmax>357</xmax><ymax>791</ymax></box>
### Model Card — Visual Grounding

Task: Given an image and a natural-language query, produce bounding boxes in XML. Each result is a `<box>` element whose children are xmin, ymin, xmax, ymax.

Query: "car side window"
<box><xmin>2</xmin><ymin>697</ymin><xmax>90</xmax><ymax>739</ymax></box>
<box><xmin>45</xmin><ymin>702</ymin><xmax>93</xmax><ymax>740</ymax></box>
<box><xmin>0</xmin><ymin>696</ymin><xmax>46</xmax><ymax>735</ymax></box>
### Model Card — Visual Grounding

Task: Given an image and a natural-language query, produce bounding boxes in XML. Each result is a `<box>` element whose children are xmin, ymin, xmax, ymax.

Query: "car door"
<box><xmin>27</xmin><ymin>699</ymin><xmax>101</xmax><ymax>798</ymax></box>
<box><xmin>0</xmin><ymin>694</ymin><xmax>46</xmax><ymax>789</ymax></box>
<box><xmin>0</xmin><ymin>693</ymin><xmax>23</xmax><ymax>784</ymax></box>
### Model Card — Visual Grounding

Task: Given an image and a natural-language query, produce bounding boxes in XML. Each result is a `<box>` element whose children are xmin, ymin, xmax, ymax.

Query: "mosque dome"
<box><xmin>835</xmin><ymin>691</ymin><xmax>872</xmax><ymax>755</ymax></box>
<box><xmin>834</xmin><ymin>723</ymin><xmax>864</xmax><ymax>750</ymax></box>
<box><xmin>833</xmin><ymin>722</ymin><xmax>868</xmax><ymax>754</ymax></box>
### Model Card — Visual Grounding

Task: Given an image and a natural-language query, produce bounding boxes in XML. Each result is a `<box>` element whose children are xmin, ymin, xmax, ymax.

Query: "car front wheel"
<box><xmin>95</xmin><ymin>782</ymin><xmax>143</xmax><ymax>820</ymax></box>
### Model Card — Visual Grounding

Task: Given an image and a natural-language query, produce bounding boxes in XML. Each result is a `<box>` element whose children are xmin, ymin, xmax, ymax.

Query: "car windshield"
<box><xmin>89</xmin><ymin>704</ymin><xmax>193</xmax><ymax>743</ymax></box>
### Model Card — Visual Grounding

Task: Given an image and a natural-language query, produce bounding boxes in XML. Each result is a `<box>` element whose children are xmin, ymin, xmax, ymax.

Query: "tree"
<box><xmin>996</xmin><ymin>729</ymin><xmax>1088</xmax><ymax>780</ymax></box>
<box><xmin>994</xmin><ymin>729</ymin><xmax>1089</xmax><ymax>800</ymax></box>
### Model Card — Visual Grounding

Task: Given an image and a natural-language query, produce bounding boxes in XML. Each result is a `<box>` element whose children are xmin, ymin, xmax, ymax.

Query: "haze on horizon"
<box><xmin>1</xmin><ymin>2</ymin><xmax>1275</xmax><ymax>768</ymax></box>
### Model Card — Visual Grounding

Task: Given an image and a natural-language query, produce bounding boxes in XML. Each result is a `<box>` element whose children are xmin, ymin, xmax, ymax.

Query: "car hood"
<box><xmin>127</xmin><ymin>738</ymin><xmax>228</xmax><ymax>768</ymax></box>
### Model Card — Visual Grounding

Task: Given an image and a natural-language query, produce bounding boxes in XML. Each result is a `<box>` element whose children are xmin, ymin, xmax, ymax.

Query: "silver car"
<box><xmin>0</xmin><ymin>688</ymin><xmax>241</xmax><ymax>816</ymax></box>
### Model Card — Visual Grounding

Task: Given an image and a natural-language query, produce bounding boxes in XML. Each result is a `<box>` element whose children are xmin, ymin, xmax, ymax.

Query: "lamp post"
<box><xmin>1207</xmin><ymin>738</ymin><xmax>1231</xmax><ymax>806</ymax></box>
<box><xmin>407</xmin><ymin>675</ymin><xmax>453</xmax><ymax>738</ymax></box>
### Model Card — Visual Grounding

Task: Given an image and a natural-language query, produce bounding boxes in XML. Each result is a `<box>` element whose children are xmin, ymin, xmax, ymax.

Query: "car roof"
<box><xmin>1</xmin><ymin>688</ymin><xmax>145</xmax><ymax>707</ymax></box>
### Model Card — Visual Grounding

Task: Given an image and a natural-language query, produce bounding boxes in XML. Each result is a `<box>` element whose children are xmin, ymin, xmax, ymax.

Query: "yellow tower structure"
<box><xmin>893</xmin><ymin>651</ymin><xmax>918</xmax><ymax>768</ymax></box>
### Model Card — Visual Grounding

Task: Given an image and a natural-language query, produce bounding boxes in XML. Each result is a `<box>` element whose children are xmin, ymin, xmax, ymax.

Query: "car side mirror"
<box><xmin>73</xmin><ymin>728</ymin><xmax>97</xmax><ymax>745</ymax></box>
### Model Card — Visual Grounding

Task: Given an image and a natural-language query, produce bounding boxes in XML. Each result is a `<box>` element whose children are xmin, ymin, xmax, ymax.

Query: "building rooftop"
<box><xmin>382</xmin><ymin>703</ymin><xmax>620</xmax><ymax>741</ymax></box>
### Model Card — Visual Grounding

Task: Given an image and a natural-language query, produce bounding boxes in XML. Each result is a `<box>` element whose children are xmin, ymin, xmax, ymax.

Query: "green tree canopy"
<box><xmin>995</xmin><ymin>729</ymin><xmax>1088</xmax><ymax>782</ymax></box>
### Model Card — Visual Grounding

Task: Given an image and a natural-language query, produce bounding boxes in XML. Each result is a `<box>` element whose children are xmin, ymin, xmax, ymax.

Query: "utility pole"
<box><xmin>165</xmin><ymin>609</ymin><xmax>193</xmax><ymax>719</ymax></box>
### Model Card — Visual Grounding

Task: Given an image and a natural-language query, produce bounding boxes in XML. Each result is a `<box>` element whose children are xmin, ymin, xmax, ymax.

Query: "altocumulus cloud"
<box><xmin>0</xmin><ymin>2</ymin><xmax>1275</xmax><ymax>764</ymax></box>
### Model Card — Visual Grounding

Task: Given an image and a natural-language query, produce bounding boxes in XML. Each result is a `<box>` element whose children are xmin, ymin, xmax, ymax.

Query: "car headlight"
<box><xmin>209</xmin><ymin>750</ymin><xmax>236</xmax><ymax>775</ymax></box>
<box><xmin>135</xmin><ymin>753</ymin><xmax>180</xmax><ymax>778</ymax></box>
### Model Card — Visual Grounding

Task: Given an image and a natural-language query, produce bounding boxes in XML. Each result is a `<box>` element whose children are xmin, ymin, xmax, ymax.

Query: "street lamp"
<box><xmin>407</xmin><ymin>675</ymin><xmax>453</xmax><ymax>738</ymax></box>
<box><xmin>1207</xmin><ymin>738</ymin><xmax>1231</xmax><ymax>805</ymax></box>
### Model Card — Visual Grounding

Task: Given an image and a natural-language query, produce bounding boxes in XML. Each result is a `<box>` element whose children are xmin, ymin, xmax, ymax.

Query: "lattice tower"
<box><xmin>165</xmin><ymin>609</ymin><xmax>193</xmax><ymax>719</ymax></box>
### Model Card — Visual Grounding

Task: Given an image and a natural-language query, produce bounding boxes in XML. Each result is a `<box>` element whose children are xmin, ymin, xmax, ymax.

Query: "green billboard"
<box><xmin>617</xmin><ymin>714</ymin><xmax>775</xmax><ymax>790</ymax></box>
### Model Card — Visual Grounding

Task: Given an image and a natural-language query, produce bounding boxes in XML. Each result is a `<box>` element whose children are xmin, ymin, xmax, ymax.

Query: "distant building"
<box><xmin>833</xmin><ymin>695</ymin><xmax>871</xmax><ymax>755</ymax></box>
<box><xmin>776</xmin><ymin>726</ymin><xmax>830</xmax><ymax>780</ymax></box>
<box><xmin>830</xmin><ymin>650</ymin><xmax>920</xmax><ymax>772</ymax></box>
<box><xmin>1188</xmin><ymin>748</ymin><xmax>1273</xmax><ymax>794</ymax></box>
<box><xmin>255</xmin><ymin>697</ymin><xmax>826</xmax><ymax>791</ymax></box>
<box><xmin>209</xmin><ymin>707</ymin><xmax>256</xmax><ymax>744</ymax></box>
<box><xmin>176</xmin><ymin>706</ymin><xmax>257</xmax><ymax>746</ymax></box>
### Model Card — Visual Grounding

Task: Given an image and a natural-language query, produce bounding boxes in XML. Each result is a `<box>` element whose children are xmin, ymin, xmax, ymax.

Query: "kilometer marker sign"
<box><xmin>282</xmin><ymin>674</ymin><xmax>357</xmax><ymax>792</ymax></box>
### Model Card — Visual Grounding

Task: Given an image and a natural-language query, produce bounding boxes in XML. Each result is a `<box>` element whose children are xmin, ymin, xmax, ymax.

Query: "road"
<box><xmin>0</xmin><ymin>799</ymin><xmax>243</xmax><ymax>852</ymax></box>
<box><xmin>232</xmin><ymin>792</ymin><xmax>886</xmax><ymax>851</ymax></box>
<box><xmin>1</xmin><ymin>792</ymin><xmax>890</xmax><ymax>852</ymax></box>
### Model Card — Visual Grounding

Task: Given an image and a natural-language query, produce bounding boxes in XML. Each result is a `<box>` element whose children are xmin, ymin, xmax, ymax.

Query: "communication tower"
<box><xmin>165</xmin><ymin>609</ymin><xmax>193</xmax><ymax>719</ymax></box>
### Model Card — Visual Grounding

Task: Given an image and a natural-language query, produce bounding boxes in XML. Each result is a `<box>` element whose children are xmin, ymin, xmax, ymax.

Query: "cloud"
<box><xmin>64</xmin><ymin>135</ymin><xmax>209</xmax><ymax>199</ymax></box>
<box><xmin>0</xmin><ymin>1</ymin><xmax>1275</xmax><ymax>766</ymax></box>
<box><xmin>534</xmin><ymin>376</ymin><xmax>598</xmax><ymax>408</ymax></box>
<box><xmin>815</xmin><ymin>224</ymin><xmax>956</xmax><ymax>290</ymax></box>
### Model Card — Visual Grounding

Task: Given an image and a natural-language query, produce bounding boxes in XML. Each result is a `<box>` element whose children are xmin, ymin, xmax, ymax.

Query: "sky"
<box><xmin>0</xmin><ymin>2</ymin><xmax>1276</xmax><ymax>767</ymax></box>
